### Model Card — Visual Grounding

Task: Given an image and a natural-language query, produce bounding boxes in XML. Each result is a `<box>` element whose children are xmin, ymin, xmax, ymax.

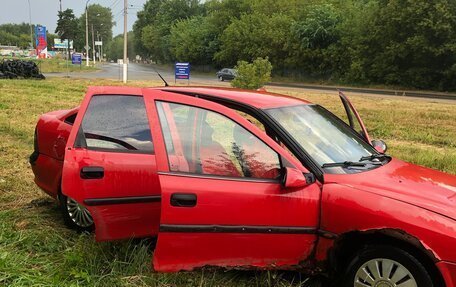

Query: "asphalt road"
<box><xmin>45</xmin><ymin>62</ymin><xmax>456</xmax><ymax>103</ymax></box>
<box><xmin>45</xmin><ymin>62</ymin><xmax>226</xmax><ymax>85</ymax></box>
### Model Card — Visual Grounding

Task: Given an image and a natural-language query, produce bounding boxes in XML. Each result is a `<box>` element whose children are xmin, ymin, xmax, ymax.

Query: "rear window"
<box><xmin>77</xmin><ymin>95</ymin><xmax>153</xmax><ymax>153</ymax></box>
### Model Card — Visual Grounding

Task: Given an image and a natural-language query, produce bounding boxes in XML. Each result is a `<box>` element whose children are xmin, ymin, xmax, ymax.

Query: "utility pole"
<box><xmin>85</xmin><ymin>0</ymin><xmax>90</xmax><ymax>67</ymax></box>
<box><xmin>92</xmin><ymin>24</ymin><xmax>95</xmax><ymax>65</ymax></box>
<box><xmin>97</xmin><ymin>31</ymin><xmax>99</xmax><ymax>62</ymax></box>
<box><xmin>122</xmin><ymin>0</ymin><xmax>128</xmax><ymax>83</ymax></box>
<box><xmin>59</xmin><ymin>0</ymin><xmax>62</xmax><ymax>12</ymax></box>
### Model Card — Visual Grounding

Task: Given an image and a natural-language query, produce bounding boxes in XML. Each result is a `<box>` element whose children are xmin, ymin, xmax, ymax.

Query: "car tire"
<box><xmin>59</xmin><ymin>193</ymin><xmax>94</xmax><ymax>232</ymax></box>
<box><xmin>342</xmin><ymin>244</ymin><xmax>434</xmax><ymax>287</ymax></box>
<box><xmin>218</xmin><ymin>76</ymin><xmax>224</xmax><ymax>81</ymax></box>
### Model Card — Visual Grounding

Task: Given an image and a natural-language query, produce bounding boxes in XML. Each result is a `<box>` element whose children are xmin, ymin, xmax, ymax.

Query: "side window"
<box><xmin>64</xmin><ymin>113</ymin><xmax>77</xmax><ymax>125</ymax></box>
<box><xmin>78</xmin><ymin>95</ymin><xmax>153</xmax><ymax>153</ymax></box>
<box><xmin>157</xmin><ymin>101</ymin><xmax>281</xmax><ymax>179</ymax></box>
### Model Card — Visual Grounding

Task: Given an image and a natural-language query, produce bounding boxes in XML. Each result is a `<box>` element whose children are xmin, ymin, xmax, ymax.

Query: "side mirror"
<box><xmin>281</xmin><ymin>167</ymin><xmax>315</xmax><ymax>189</ymax></box>
<box><xmin>371</xmin><ymin>139</ymin><xmax>388</xmax><ymax>154</ymax></box>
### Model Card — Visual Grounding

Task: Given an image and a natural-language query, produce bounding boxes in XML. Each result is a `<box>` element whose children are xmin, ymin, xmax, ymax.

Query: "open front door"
<box><xmin>62</xmin><ymin>88</ymin><xmax>161</xmax><ymax>241</ymax></box>
<box><xmin>338</xmin><ymin>91</ymin><xmax>371</xmax><ymax>144</ymax></box>
<box><xmin>149</xmin><ymin>93</ymin><xmax>321</xmax><ymax>272</ymax></box>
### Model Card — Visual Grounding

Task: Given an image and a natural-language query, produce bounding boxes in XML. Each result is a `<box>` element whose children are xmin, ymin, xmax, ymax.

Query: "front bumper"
<box><xmin>437</xmin><ymin>261</ymin><xmax>456</xmax><ymax>287</ymax></box>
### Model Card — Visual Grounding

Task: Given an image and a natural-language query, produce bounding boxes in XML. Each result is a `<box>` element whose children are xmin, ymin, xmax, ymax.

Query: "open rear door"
<box><xmin>338</xmin><ymin>91</ymin><xmax>371</xmax><ymax>144</ymax></box>
<box><xmin>61</xmin><ymin>87</ymin><xmax>162</xmax><ymax>241</ymax></box>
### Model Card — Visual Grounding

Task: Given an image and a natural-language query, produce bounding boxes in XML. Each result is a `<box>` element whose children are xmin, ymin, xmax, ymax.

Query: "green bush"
<box><xmin>231</xmin><ymin>57</ymin><xmax>272</xmax><ymax>89</ymax></box>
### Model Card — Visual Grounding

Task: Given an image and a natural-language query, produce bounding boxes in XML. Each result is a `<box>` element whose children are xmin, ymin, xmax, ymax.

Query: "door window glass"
<box><xmin>156</xmin><ymin>101</ymin><xmax>281</xmax><ymax>179</ymax></box>
<box><xmin>78</xmin><ymin>95</ymin><xmax>153</xmax><ymax>153</ymax></box>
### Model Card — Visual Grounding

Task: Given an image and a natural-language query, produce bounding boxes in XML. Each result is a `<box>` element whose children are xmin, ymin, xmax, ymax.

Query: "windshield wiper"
<box><xmin>322</xmin><ymin>161</ymin><xmax>382</xmax><ymax>168</ymax></box>
<box><xmin>360</xmin><ymin>154</ymin><xmax>392</xmax><ymax>162</ymax></box>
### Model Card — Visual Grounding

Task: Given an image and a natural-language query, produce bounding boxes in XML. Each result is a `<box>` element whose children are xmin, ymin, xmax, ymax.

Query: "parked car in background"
<box><xmin>216</xmin><ymin>68</ymin><xmax>236</xmax><ymax>81</ymax></box>
<box><xmin>30</xmin><ymin>86</ymin><xmax>456</xmax><ymax>286</ymax></box>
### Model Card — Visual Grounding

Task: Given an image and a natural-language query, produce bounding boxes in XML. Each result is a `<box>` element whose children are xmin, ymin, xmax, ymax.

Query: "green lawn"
<box><xmin>0</xmin><ymin>78</ymin><xmax>455</xmax><ymax>286</ymax></box>
<box><xmin>36</xmin><ymin>58</ymin><xmax>99</xmax><ymax>73</ymax></box>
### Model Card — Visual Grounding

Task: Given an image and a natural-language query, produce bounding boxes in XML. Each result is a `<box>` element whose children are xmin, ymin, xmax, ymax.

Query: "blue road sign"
<box><xmin>72</xmin><ymin>53</ymin><xmax>82</xmax><ymax>65</ymax></box>
<box><xmin>175</xmin><ymin>62</ymin><xmax>190</xmax><ymax>80</ymax></box>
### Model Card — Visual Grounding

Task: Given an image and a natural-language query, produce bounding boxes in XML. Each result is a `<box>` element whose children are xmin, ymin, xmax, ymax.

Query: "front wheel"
<box><xmin>218</xmin><ymin>76</ymin><xmax>224</xmax><ymax>81</ymax></box>
<box><xmin>59</xmin><ymin>194</ymin><xmax>94</xmax><ymax>232</ymax></box>
<box><xmin>343</xmin><ymin>245</ymin><xmax>434</xmax><ymax>287</ymax></box>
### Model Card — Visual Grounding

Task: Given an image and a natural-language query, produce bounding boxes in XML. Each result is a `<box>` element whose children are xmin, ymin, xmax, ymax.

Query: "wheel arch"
<box><xmin>329</xmin><ymin>228</ymin><xmax>445</xmax><ymax>286</ymax></box>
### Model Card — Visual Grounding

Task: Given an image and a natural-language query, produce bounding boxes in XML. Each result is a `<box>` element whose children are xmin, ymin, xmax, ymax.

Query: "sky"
<box><xmin>0</xmin><ymin>0</ymin><xmax>147</xmax><ymax>36</ymax></box>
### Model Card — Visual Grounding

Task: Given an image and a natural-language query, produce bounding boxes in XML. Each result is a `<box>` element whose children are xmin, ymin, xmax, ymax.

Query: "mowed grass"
<box><xmin>36</xmin><ymin>59</ymin><xmax>99</xmax><ymax>73</ymax></box>
<box><xmin>0</xmin><ymin>78</ymin><xmax>455</xmax><ymax>286</ymax></box>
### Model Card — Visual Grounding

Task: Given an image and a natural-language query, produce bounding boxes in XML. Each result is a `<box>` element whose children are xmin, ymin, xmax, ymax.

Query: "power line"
<box><xmin>109</xmin><ymin>0</ymin><xmax>122</xmax><ymax>10</ymax></box>
<box><xmin>114</xmin><ymin>8</ymin><xmax>124</xmax><ymax>18</ymax></box>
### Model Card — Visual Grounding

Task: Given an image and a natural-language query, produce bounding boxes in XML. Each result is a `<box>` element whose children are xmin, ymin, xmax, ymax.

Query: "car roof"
<box><xmin>157</xmin><ymin>86</ymin><xmax>312</xmax><ymax>109</ymax></box>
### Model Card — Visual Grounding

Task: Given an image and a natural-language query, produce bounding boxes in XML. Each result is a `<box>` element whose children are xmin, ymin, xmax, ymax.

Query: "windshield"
<box><xmin>267</xmin><ymin>105</ymin><xmax>379</xmax><ymax>172</ymax></box>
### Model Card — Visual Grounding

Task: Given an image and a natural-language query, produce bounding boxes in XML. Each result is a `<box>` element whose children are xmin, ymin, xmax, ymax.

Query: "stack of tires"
<box><xmin>0</xmin><ymin>59</ymin><xmax>45</xmax><ymax>79</ymax></box>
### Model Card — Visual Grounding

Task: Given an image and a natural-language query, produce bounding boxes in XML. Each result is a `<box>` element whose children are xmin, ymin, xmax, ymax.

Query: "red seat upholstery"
<box><xmin>200</xmin><ymin>141</ymin><xmax>241</xmax><ymax>177</ymax></box>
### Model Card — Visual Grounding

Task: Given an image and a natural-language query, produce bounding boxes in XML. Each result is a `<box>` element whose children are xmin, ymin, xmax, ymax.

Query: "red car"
<box><xmin>30</xmin><ymin>86</ymin><xmax>456</xmax><ymax>286</ymax></box>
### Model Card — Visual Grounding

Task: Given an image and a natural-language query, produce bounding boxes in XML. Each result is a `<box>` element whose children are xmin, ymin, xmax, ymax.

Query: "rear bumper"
<box><xmin>437</xmin><ymin>261</ymin><xmax>456</xmax><ymax>287</ymax></box>
<box><xmin>30</xmin><ymin>152</ymin><xmax>63</xmax><ymax>199</ymax></box>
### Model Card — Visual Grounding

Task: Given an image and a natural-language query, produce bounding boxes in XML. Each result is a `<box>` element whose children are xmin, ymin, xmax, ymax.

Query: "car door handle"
<box><xmin>170</xmin><ymin>193</ymin><xmax>197</xmax><ymax>207</ymax></box>
<box><xmin>80</xmin><ymin>166</ymin><xmax>104</xmax><ymax>179</ymax></box>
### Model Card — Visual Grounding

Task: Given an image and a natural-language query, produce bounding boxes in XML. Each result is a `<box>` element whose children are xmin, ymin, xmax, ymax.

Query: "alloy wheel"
<box><xmin>66</xmin><ymin>197</ymin><xmax>94</xmax><ymax>228</ymax></box>
<box><xmin>354</xmin><ymin>258</ymin><xmax>417</xmax><ymax>287</ymax></box>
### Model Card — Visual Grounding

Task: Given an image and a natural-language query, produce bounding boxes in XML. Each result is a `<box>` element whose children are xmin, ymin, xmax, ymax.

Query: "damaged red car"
<box><xmin>30</xmin><ymin>86</ymin><xmax>456</xmax><ymax>287</ymax></box>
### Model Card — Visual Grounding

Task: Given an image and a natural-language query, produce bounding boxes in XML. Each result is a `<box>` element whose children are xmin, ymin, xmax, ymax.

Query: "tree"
<box><xmin>134</xmin><ymin>0</ymin><xmax>203</xmax><ymax>62</ymax></box>
<box><xmin>46</xmin><ymin>32</ymin><xmax>57</xmax><ymax>51</ymax></box>
<box><xmin>204</xmin><ymin>0</ymin><xmax>250</xmax><ymax>33</ymax></box>
<box><xmin>170</xmin><ymin>16</ymin><xmax>218</xmax><ymax>64</ymax></box>
<box><xmin>292</xmin><ymin>4</ymin><xmax>340</xmax><ymax>50</ymax></box>
<box><xmin>231</xmin><ymin>57</ymin><xmax>272</xmax><ymax>89</ymax></box>
<box><xmin>76</xmin><ymin>4</ymin><xmax>114</xmax><ymax>51</ymax></box>
<box><xmin>133</xmin><ymin>0</ymin><xmax>164</xmax><ymax>58</ymax></box>
<box><xmin>55</xmin><ymin>9</ymin><xmax>79</xmax><ymax>42</ymax></box>
<box><xmin>215</xmin><ymin>13</ymin><xmax>293</xmax><ymax>68</ymax></box>
<box><xmin>341</xmin><ymin>0</ymin><xmax>456</xmax><ymax>90</ymax></box>
<box><xmin>0</xmin><ymin>23</ymin><xmax>34</xmax><ymax>48</ymax></box>
<box><xmin>283</xmin><ymin>3</ymin><xmax>342</xmax><ymax>78</ymax></box>
<box><xmin>55</xmin><ymin>9</ymin><xmax>79</xmax><ymax>57</ymax></box>
<box><xmin>106</xmin><ymin>32</ymin><xmax>135</xmax><ymax>61</ymax></box>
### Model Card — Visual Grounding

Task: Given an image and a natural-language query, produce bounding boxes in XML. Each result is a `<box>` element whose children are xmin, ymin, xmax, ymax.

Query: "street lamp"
<box><xmin>92</xmin><ymin>13</ymin><xmax>100</xmax><ymax>65</ymax></box>
<box><xmin>27</xmin><ymin>0</ymin><xmax>33</xmax><ymax>50</ymax></box>
<box><xmin>85</xmin><ymin>0</ymin><xmax>90</xmax><ymax>66</ymax></box>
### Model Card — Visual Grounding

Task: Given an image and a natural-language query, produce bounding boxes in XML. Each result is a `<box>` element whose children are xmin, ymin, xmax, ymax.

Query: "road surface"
<box><xmin>45</xmin><ymin>62</ymin><xmax>456</xmax><ymax>104</ymax></box>
<box><xmin>45</xmin><ymin>62</ymin><xmax>225</xmax><ymax>85</ymax></box>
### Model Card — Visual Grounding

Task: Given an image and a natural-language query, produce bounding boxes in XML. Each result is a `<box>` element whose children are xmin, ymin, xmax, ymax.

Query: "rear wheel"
<box><xmin>59</xmin><ymin>194</ymin><xmax>94</xmax><ymax>232</ymax></box>
<box><xmin>342</xmin><ymin>245</ymin><xmax>433</xmax><ymax>287</ymax></box>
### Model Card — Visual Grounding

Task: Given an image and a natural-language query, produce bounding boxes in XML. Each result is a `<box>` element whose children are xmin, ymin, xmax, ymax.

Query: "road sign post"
<box><xmin>175</xmin><ymin>62</ymin><xmax>190</xmax><ymax>85</ymax></box>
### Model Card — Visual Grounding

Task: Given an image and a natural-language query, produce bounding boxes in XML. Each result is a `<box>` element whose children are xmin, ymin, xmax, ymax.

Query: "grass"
<box><xmin>1</xmin><ymin>57</ymin><xmax>99</xmax><ymax>73</ymax></box>
<box><xmin>0</xmin><ymin>78</ymin><xmax>455</xmax><ymax>286</ymax></box>
<box><xmin>35</xmin><ymin>59</ymin><xmax>99</xmax><ymax>73</ymax></box>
